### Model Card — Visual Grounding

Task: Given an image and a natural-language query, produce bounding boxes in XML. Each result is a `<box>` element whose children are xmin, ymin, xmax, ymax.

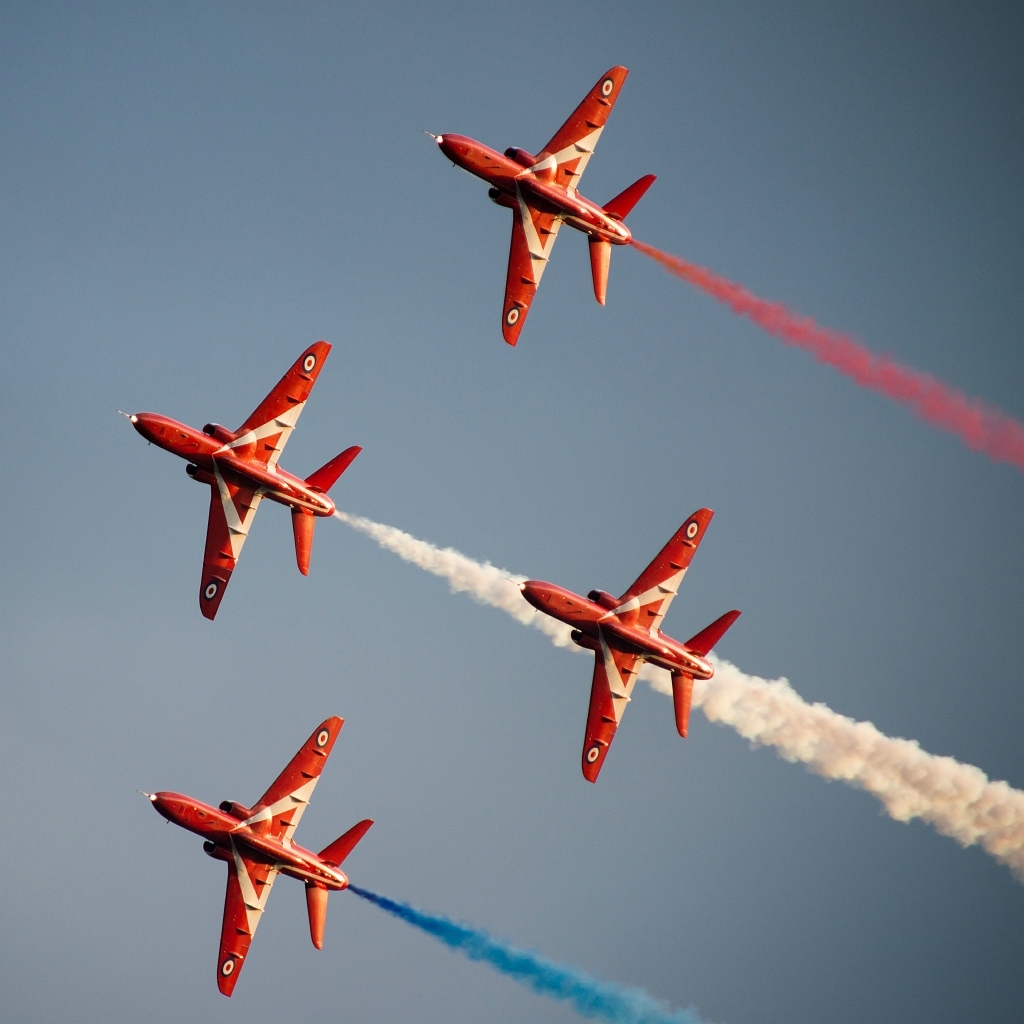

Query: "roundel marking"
<box><xmin>316</xmin><ymin>729</ymin><xmax>330</xmax><ymax>748</ymax></box>
<box><xmin>601</xmin><ymin>78</ymin><xmax>614</xmax><ymax>97</ymax></box>
<box><xmin>685</xmin><ymin>521</ymin><xmax>699</xmax><ymax>540</ymax></box>
<box><xmin>303</xmin><ymin>353</ymin><xmax>317</xmax><ymax>373</ymax></box>
<box><xmin>586</xmin><ymin>745</ymin><xmax>601</xmax><ymax>764</ymax></box>
<box><xmin>204</xmin><ymin>582</ymin><xmax>219</xmax><ymax>600</ymax></box>
<box><xmin>506</xmin><ymin>308</ymin><xmax>520</xmax><ymax>325</ymax></box>
<box><xmin>221</xmin><ymin>958</ymin><xmax>235</xmax><ymax>977</ymax></box>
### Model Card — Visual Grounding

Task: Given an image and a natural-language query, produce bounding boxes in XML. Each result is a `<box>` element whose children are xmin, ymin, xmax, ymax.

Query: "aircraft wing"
<box><xmin>614</xmin><ymin>508</ymin><xmax>715</xmax><ymax>631</ymax></box>
<box><xmin>537</xmin><ymin>66</ymin><xmax>629</xmax><ymax>194</ymax></box>
<box><xmin>502</xmin><ymin>194</ymin><xmax>563</xmax><ymax>345</ymax></box>
<box><xmin>581</xmin><ymin>632</ymin><xmax>643</xmax><ymax>782</ymax></box>
<box><xmin>200</xmin><ymin>469</ymin><xmax>266</xmax><ymax>620</ymax></box>
<box><xmin>244</xmin><ymin>717</ymin><xmax>343</xmax><ymax>843</ymax></box>
<box><xmin>220</xmin><ymin>341</ymin><xmax>332</xmax><ymax>469</ymax></box>
<box><xmin>217</xmin><ymin>840</ymin><xmax>280</xmax><ymax>996</ymax></box>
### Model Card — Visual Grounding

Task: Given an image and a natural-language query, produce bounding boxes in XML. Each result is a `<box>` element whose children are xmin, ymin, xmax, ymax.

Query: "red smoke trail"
<box><xmin>630</xmin><ymin>238</ymin><xmax>1024</xmax><ymax>474</ymax></box>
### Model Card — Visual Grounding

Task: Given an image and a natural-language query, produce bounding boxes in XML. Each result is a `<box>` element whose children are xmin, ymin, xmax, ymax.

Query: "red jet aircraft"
<box><xmin>520</xmin><ymin>509</ymin><xmax>740</xmax><ymax>782</ymax></box>
<box><xmin>145</xmin><ymin>716</ymin><xmax>372</xmax><ymax>996</ymax></box>
<box><xmin>126</xmin><ymin>342</ymin><xmax>359</xmax><ymax>619</ymax></box>
<box><xmin>431</xmin><ymin>65</ymin><xmax>655</xmax><ymax>345</ymax></box>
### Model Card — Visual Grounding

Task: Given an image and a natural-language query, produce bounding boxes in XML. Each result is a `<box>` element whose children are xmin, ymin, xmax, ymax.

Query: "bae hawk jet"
<box><xmin>145</xmin><ymin>716</ymin><xmax>372</xmax><ymax>996</ymax></box>
<box><xmin>520</xmin><ymin>509</ymin><xmax>741</xmax><ymax>782</ymax></box>
<box><xmin>125</xmin><ymin>341</ymin><xmax>359</xmax><ymax>619</ymax></box>
<box><xmin>431</xmin><ymin>65</ymin><xmax>655</xmax><ymax>345</ymax></box>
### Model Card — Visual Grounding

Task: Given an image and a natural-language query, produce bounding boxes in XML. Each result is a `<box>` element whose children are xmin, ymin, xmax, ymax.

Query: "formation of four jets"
<box><xmin>131</xmin><ymin>67</ymin><xmax>739</xmax><ymax>995</ymax></box>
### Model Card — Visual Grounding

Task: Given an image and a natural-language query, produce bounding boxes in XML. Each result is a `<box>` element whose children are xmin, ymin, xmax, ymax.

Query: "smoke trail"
<box><xmin>333</xmin><ymin>510</ymin><xmax>575</xmax><ymax>648</ymax></box>
<box><xmin>630</xmin><ymin>239</ymin><xmax>1024</xmax><ymax>474</ymax></box>
<box><xmin>335</xmin><ymin>509</ymin><xmax>1024</xmax><ymax>880</ymax></box>
<box><xmin>348</xmin><ymin>885</ymin><xmax>705</xmax><ymax>1024</ymax></box>
<box><xmin>650</xmin><ymin>658</ymin><xmax>1024</xmax><ymax>879</ymax></box>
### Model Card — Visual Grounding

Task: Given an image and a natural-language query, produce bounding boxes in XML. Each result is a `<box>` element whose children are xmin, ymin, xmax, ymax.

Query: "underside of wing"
<box><xmin>614</xmin><ymin>509</ymin><xmax>714</xmax><ymax>631</ymax></box>
<box><xmin>581</xmin><ymin>635</ymin><xmax>642</xmax><ymax>782</ymax></box>
<box><xmin>502</xmin><ymin>196</ymin><xmax>562</xmax><ymax>345</ymax></box>
<box><xmin>217</xmin><ymin>844</ymin><xmax>279</xmax><ymax>996</ymax></box>
<box><xmin>244</xmin><ymin>717</ymin><xmax>343</xmax><ymax>842</ymax></box>
<box><xmin>200</xmin><ymin>471</ymin><xmax>264</xmax><ymax>620</ymax></box>
<box><xmin>536</xmin><ymin>66</ymin><xmax>629</xmax><ymax>194</ymax></box>
<box><xmin>222</xmin><ymin>341</ymin><xmax>332</xmax><ymax>468</ymax></box>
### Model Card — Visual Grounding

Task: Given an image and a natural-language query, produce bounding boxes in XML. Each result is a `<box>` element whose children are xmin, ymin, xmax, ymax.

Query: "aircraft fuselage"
<box><xmin>437</xmin><ymin>134</ymin><xmax>632</xmax><ymax>246</ymax></box>
<box><xmin>151</xmin><ymin>791</ymin><xmax>349</xmax><ymax>890</ymax></box>
<box><xmin>130</xmin><ymin>412</ymin><xmax>335</xmax><ymax>517</ymax></box>
<box><xmin>521</xmin><ymin>580</ymin><xmax>713</xmax><ymax>679</ymax></box>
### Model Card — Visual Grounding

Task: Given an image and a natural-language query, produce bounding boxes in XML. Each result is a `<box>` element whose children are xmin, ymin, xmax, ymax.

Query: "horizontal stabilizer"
<box><xmin>306</xmin><ymin>446</ymin><xmax>362</xmax><ymax>493</ymax></box>
<box><xmin>319</xmin><ymin>819</ymin><xmax>374</xmax><ymax>866</ymax></box>
<box><xmin>603</xmin><ymin>174</ymin><xmax>656</xmax><ymax>220</ymax></box>
<box><xmin>684</xmin><ymin>609</ymin><xmax>741</xmax><ymax>656</ymax></box>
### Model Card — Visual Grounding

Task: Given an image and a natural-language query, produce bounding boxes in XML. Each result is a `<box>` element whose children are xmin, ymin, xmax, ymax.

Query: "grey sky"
<box><xmin>1</xmin><ymin>3</ymin><xmax>1022</xmax><ymax>1023</ymax></box>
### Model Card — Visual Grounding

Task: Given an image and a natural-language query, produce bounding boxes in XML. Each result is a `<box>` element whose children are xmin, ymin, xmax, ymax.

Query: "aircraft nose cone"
<box><xmin>131</xmin><ymin>412</ymin><xmax>158</xmax><ymax>441</ymax></box>
<box><xmin>520</xmin><ymin>581</ymin><xmax>545</xmax><ymax>610</ymax></box>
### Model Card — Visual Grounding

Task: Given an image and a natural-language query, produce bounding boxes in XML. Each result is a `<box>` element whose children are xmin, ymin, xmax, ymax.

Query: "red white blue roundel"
<box><xmin>221</xmin><ymin>958</ymin><xmax>235</xmax><ymax>977</ymax></box>
<box><xmin>685</xmin><ymin>521</ymin><xmax>699</xmax><ymax>540</ymax></box>
<box><xmin>586</xmin><ymin>745</ymin><xmax>601</xmax><ymax>764</ymax></box>
<box><xmin>204</xmin><ymin>581</ymin><xmax>219</xmax><ymax>600</ymax></box>
<box><xmin>316</xmin><ymin>729</ymin><xmax>330</xmax><ymax>748</ymax></box>
<box><xmin>506</xmin><ymin>307</ymin><xmax>520</xmax><ymax>325</ymax></box>
<box><xmin>601</xmin><ymin>78</ymin><xmax>614</xmax><ymax>97</ymax></box>
<box><xmin>303</xmin><ymin>353</ymin><xmax>317</xmax><ymax>373</ymax></box>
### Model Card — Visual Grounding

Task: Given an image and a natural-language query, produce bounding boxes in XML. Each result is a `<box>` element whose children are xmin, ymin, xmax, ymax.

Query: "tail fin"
<box><xmin>684</xmin><ymin>609</ymin><xmax>741</xmax><ymax>656</ymax></box>
<box><xmin>589</xmin><ymin>238</ymin><xmax>611</xmax><ymax>305</ymax></box>
<box><xmin>305</xmin><ymin>883</ymin><xmax>328</xmax><ymax>949</ymax></box>
<box><xmin>588</xmin><ymin>175</ymin><xmax>656</xmax><ymax>305</ymax></box>
<box><xmin>671</xmin><ymin>672</ymin><xmax>694</xmax><ymax>738</ymax></box>
<box><xmin>319</xmin><ymin>819</ymin><xmax>374</xmax><ymax>866</ymax></box>
<box><xmin>292</xmin><ymin>510</ymin><xmax>315</xmax><ymax>575</ymax></box>
<box><xmin>306</xmin><ymin>445</ymin><xmax>361</xmax><ymax>493</ymax></box>
<box><xmin>603</xmin><ymin>174</ymin><xmax>656</xmax><ymax>220</ymax></box>
<box><xmin>292</xmin><ymin>446</ymin><xmax>361</xmax><ymax>576</ymax></box>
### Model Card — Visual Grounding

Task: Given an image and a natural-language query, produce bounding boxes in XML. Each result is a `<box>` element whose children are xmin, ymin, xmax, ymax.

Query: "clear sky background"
<box><xmin>2</xmin><ymin>3</ymin><xmax>1023</xmax><ymax>1023</ymax></box>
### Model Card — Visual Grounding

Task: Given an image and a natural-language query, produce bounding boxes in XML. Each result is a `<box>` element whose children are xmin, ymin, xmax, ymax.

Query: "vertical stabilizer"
<box><xmin>671</xmin><ymin>672</ymin><xmax>694</xmax><ymax>738</ymax></box>
<box><xmin>589</xmin><ymin>238</ymin><xmax>611</xmax><ymax>304</ymax></box>
<box><xmin>305</xmin><ymin>883</ymin><xmax>328</xmax><ymax>949</ymax></box>
<box><xmin>292</xmin><ymin>510</ymin><xmax>315</xmax><ymax>575</ymax></box>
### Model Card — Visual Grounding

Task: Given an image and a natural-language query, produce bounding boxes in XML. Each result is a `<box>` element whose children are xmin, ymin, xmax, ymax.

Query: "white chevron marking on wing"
<box><xmin>230</xmin><ymin>839</ymin><xmax>279</xmax><ymax>936</ymax></box>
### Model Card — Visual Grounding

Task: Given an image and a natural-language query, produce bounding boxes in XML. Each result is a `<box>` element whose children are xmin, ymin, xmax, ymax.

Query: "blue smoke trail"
<box><xmin>348</xmin><ymin>885</ymin><xmax>707</xmax><ymax>1024</ymax></box>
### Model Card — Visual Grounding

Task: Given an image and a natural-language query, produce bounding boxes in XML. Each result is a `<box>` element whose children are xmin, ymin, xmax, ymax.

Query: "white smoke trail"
<box><xmin>334</xmin><ymin>510</ymin><xmax>1024</xmax><ymax>881</ymax></box>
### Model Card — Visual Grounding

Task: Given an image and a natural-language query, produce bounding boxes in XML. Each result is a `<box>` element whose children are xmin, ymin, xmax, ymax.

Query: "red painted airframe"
<box><xmin>520</xmin><ymin>509</ymin><xmax>741</xmax><ymax>782</ymax></box>
<box><xmin>431</xmin><ymin>65</ymin><xmax>655</xmax><ymax>345</ymax></box>
<box><xmin>126</xmin><ymin>342</ymin><xmax>359</xmax><ymax>619</ymax></box>
<box><xmin>145</xmin><ymin>716</ymin><xmax>372</xmax><ymax>996</ymax></box>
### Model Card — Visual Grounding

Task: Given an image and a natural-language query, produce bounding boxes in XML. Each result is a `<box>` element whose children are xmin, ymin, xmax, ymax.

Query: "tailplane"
<box><xmin>306</xmin><ymin>445</ymin><xmax>362</xmax><ymax>493</ymax></box>
<box><xmin>588</xmin><ymin>175</ymin><xmax>657</xmax><ymax>305</ymax></box>
<box><xmin>603</xmin><ymin>174</ymin><xmax>656</xmax><ymax>220</ymax></box>
<box><xmin>684</xmin><ymin>609</ymin><xmax>741</xmax><ymax>656</ymax></box>
<box><xmin>319</xmin><ymin>818</ymin><xmax>374</xmax><ymax>866</ymax></box>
